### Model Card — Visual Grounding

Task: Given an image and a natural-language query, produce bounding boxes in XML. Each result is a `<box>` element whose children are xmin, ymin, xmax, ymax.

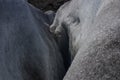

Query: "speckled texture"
<box><xmin>50</xmin><ymin>0</ymin><xmax>120</xmax><ymax>80</ymax></box>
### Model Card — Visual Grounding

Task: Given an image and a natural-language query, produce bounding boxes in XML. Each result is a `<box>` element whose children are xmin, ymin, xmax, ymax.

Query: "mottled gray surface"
<box><xmin>50</xmin><ymin>0</ymin><xmax>120</xmax><ymax>80</ymax></box>
<box><xmin>0</xmin><ymin>0</ymin><xmax>65</xmax><ymax>80</ymax></box>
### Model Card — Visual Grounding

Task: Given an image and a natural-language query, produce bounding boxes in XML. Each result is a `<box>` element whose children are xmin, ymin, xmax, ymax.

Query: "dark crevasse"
<box><xmin>28</xmin><ymin>0</ymin><xmax>69</xmax><ymax>11</ymax></box>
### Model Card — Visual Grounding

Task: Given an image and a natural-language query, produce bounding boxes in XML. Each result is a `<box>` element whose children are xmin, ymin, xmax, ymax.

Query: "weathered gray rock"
<box><xmin>0</xmin><ymin>0</ymin><xmax>65</xmax><ymax>80</ymax></box>
<box><xmin>50</xmin><ymin>0</ymin><xmax>120</xmax><ymax>80</ymax></box>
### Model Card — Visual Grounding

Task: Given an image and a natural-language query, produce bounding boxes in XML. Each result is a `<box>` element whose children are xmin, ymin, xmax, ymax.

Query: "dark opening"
<box><xmin>28</xmin><ymin>0</ymin><xmax>69</xmax><ymax>11</ymax></box>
